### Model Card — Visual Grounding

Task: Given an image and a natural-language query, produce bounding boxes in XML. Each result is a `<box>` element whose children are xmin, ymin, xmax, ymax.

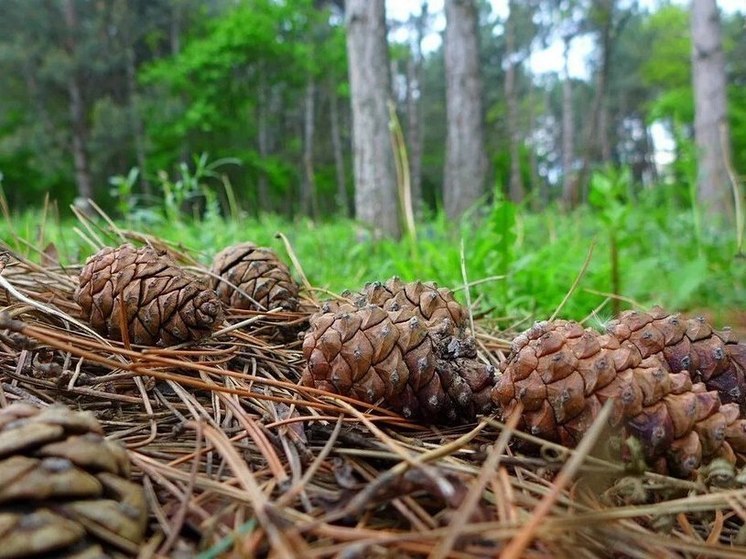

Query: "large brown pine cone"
<box><xmin>301</xmin><ymin>304</ymin><xmax>494</xmax><ymax>423</ymax></box>
<box><xmin>607</xmin><ymin>307</ymin><xmax>746</xmax><ymax>413</ymax></box>
<box><xmin>491</xmin><ymin>320</ymin><xmax>746</xmax><ymax>478</ymax></box>
<box><xmin>75</xmin><ymin>244</ymin><xmax>224</xmax><ymax>346</ymax></box>
<box><xmin>0</xmin><ymin>403</ymin><xmax>148</xmax><ymax>558</ymax></box>
<box><xmin>320</xmin><ymin>277</ymin><xmax>466</xmax><ymax>330</ymax></box>
<box><xmin>210</xmin><ymin>242</ymin><xmax>299</xmax><ymax>312</ymax></box>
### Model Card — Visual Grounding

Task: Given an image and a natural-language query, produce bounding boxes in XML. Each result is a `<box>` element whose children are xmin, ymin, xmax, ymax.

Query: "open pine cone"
<box><xmin>210</xmin><ymin>242</ymin><xmax>299</xmax><ymax>312</ymax></box>
<box><xmin>607</xmin><ymin>307</ymin><xmax>746</xmax><ymax>413</ymax></box>
<box><xmin>0</xmin><ymin>403</ymin><xmax>148</xmax><ymax>558</ymax></box>
<box><xmin>301</xmin><ymin>304</ymin><xmax>494</xmax><ymax>423</ymax></box>
<box><xmin>75</xmin><ymin>244</ymin><xmax>224</xmax><ymax>346</ymax></box>
<box><xmin>320</xmin><ymin>277</ymin><xmax>466</xmax><ymax>329</ymax></box>
<box><xmin>492</xmin><ymin>320</ymin><xmax>746</xmax><ymax>478</ymax></box>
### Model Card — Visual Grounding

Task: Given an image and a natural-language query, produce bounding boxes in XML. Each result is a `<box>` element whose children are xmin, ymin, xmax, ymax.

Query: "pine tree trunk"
<box><xmin>443</xmin><ymin>0</ymin><xmax>487</xmax><ymax>220</ymax></box>
<box><xmin>576</xmin><ymin>0</ymin><xmax>622</xmax><ymax>205</ymax></box>
<box><xmin>124</xmin><ymin>43</ymin><xmax>151</xmax><ymax>198</ymax></box>
<box><xmin>691</xmin><ymin>0</ymin><xmax>731</xmax><ymax>218</ymax></box>
<box><xmin>301</xmin><ymin>76</ymin><xmax>318</xmax><ymax>217</ymax></box>
<box><xmin>505</xmin><ymin>0</ymin><xmax>525</xmax><ymax>203</ymax></box>
<box><xmin>406</xmin><ymin>2</ymin><xmax>427</xmax><ymax>217</ymax></box>
<box><xmin>328</xmin><ymin>79</ymin><xmax>350</xmax><ymax>216</ymax></box>
<box><xmin>560</xmin><ymin>35</ymin><xmax>577</xmax><ymax>208</ymax></box>
<box><xmin>599</xmin><ymin>104</ymin><xmax>612</xmax><ymax>164</ymax></box>
<box><xmin>527</xmin><ymin>79</ymin><xmax>544</xmax><ymax>208</ymax></box>
<box><xmin>62</xmin><ymin>0</ymin><xmax>94</xmax><ymax>206</ymax></box>
<box><xmin>257</xmin><ymin>72</ymin><xmax>271</xmax><ymax>212</ymax></box>
<box><xmin>345</xmin><ymin>0</ymin><xmax>401</xmax><ymax>239</ymax></box>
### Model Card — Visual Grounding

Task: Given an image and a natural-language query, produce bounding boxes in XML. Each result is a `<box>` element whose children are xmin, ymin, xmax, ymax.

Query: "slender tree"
<box><xmin>301</xmin><ymin>77</ymin><xmax>318</xmax><ymax>217</ymax></box>
<box><xmin>561</xmin><ymin>34</ymin><xmax>577</xmax><ymax>207</ymax></box>
<box><xmin>443</xmin><ymin>0</ymin><xmax>487</xmax><ymax>219</ymax></box>
<box><xmin>691</xmin><ymin>0</ymin><xmax>731</xmax><ymax>217</ymax></box>
<box><xmin>406</xmin><ymin>2</ymin><xmax>428</xmax><ymax>216</ymax></box>
<box><xmin>505</xmin><ymin>0</ymin><xmax>525</xmax><ymax>203</ymax></box>
<box><xmin>328</xmin><ymin>77</ymin><xmax>350</xmax><ymax>216</ymax></box>
<box><xmin>62</xmin><ymin>0</ymin><xmax>94</xmax><ymax>206</ymax></box>
<box><xmin>345</xmin><ymin>0</ymin><xmax>400</xmax><ymax>238</ymax></box>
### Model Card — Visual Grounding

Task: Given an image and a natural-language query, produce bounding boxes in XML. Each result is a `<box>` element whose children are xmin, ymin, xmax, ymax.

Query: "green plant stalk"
<box><xmin>221</xmin><ymin>174</ymin><xmax>240</xmax><ymax>222</ymax></box>
<box><xmin>388</xmin><ymin>100</ymin><xmax>417</xmax><ymax>244</ymax></box>
<box><xmin>610</xmin><ymin>230</ymin><xmax>620</xmax><ymax>316</ymax></box>
<box><xmin>721</xmin><ymin>122</ymin><xmax>744</xmax><ymax>256</ymax></box>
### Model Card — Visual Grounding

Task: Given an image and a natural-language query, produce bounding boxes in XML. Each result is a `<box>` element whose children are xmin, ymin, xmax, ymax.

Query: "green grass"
<box><xmin>1</xmin><ymin>188</ymin><xmax>744</xmax><ymax>326</ymax></box>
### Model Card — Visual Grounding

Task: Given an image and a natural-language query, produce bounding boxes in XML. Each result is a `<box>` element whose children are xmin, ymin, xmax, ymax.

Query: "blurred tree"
<box><xmin>691</xmin><ymin>0</ymin><xmax>731</xmax><ymax>218</ymax></box>
<box><xmin>345</xmin><ymin>0</ymin><xmax>400</xmax><ymax>238</ymax></box>
<box><xmin>443</xmin><ymin>0</ymin><xmax>487</xmax><ymax>219</ymax></box>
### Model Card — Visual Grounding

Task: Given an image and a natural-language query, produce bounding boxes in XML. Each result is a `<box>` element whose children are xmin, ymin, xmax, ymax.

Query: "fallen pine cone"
<box><xmin>301</xmin><ymin>304</ymin><xmax>494</xmax><ymax>423</ymax></box>
<box><xmin>607</xmin><ymin>307</ymin><xmax>746</xmax><ymax>414</ymax></box>
<box><xmin>0</xmin><ymin>402</ymin><xmax>148</xmax><ymax>558</ymax></box>
<box><xmin>75</xmin><ymin>244</ymin><xmax>224</xmax><ymax>346</ymax></box>
<box><xmin>210</xmin><ymin>242</ymin><xmax>299</xmax><ymax>312</ymax></box>
<box><xmin>492</xmin><ymin>320</ymin><xmax>746</xmax><ymax>478</ymax></box>
<box><xmin>319</xmin><ymin>277</ymin><xmax>466</xmax><ymax>330</ymax></box>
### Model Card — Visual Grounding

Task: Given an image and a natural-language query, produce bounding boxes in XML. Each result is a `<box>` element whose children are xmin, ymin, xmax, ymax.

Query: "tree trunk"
<box><xmin>62</xmin><ymin>0</ymin><xmax>94</xmax><ymax>205</ymax></box>
<box><xmin>505</xmin><ymin>0</ymin><xmax>525</xmax><ymax>203</ymax></box>
<box><xmin>576</xmin><ymin>0</ymin><xmax>624</xmax><ymax>205</ymax></box>
<box><xmin>443</xmin><ymin>0</ymin><xmax>487</xmax><ymax>220</ymax></box>
<box><xmin>328</xmin><ymin>78</ymin><xmax>350</xmax><ymax>216</ymax></box>
<box><xmin>691</xmin><ymin>0</ymin><xmax>731</xmax><ymax>218</ymax></box>
<box><xmin>301</xmin><ymin>76</ymin><xmax>318</xmax><ymax>217</ymax></box>
<box><xmin>527</xmin><ymin>79</ymin><xmax>544</xmax><ymax>209</ymax></box>
<box><xmin>406</xmin><ymin>2</ymin><xmax>427</xmax><ymax>216</ymax></box>
<box><xmin>256</xmin><ymin>72</ymin><xmax>271</xmax><ymax>212</ymax></box>
<box><xmin>345</xmin><ymin>0</ymin><xmax>401</xmax><ymax>239</ymax></box>
<box><xmin>561</xmin><ymin>35</ymin><xmax>577</xmax><ymax>208</ymax></box>
<box><xmin>599</xmin><ymin>104</ymin><xmax>612</xmax><ymax>164</ymax></box>
<box><xmin>124</xmin><ymin>42</ymin><xmax>151</xmax><ymax>198</ymax></box>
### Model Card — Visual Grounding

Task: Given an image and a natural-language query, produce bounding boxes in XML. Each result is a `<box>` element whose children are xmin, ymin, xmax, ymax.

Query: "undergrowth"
<box><xmin>1</xmin><ymin>183</ymin><xmax>743</xmax><ymax>326</ymax></box>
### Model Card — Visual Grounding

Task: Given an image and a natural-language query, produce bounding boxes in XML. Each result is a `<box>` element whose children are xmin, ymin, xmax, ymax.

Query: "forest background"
<box><xmin>0</xmin><ymin>0</ymin><xmax>744</xmax><ymax>326</ymax></box>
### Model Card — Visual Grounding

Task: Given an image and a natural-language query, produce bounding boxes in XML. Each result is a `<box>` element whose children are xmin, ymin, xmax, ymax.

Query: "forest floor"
<box><xmin>1</xmin><ymin>211</ymin><xmax>746</xmax><ymax>557</ymax></box>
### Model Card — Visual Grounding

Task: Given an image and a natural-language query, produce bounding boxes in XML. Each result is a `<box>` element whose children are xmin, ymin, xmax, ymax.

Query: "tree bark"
<box><xmin>345</xmin><ymin>0</ymin><xmax>401</xmax><ymax>238</ymax></box>
<box><xmin>124</xmin><ymin>44</ymin><xmax>150</xmax><ymax>197</ymax></box>
<box><xmin>328</xmin><ymin>82</ymin><xmax>350</xmax><ymax>216</ymax></box>
<box><xmin>62</xmin><ymin>0</ymin><xmax>94</xmax><ymax>205</ymax></box>
<box><xmin>443</xmin><ymin>0</ymin><xmax>487</xmax><ymax>220</ymax></box>
<box><xmin>256</xmin><ymin>74</ymin><xmax>271</xmax><ymax>212</ymax></box>
<box><xmin>527</xmin><ymin>79</ymin><xmax>544</xmax><ymax>209</ymax></box>
<box><xmin>505</xmin><ymin>0</ymin><xmax>525</xmax><ymax>203</ymax></box>
<box><xmin>328</xmin><ymin>78</ymin><xmax>350</xmax><ymax>216</ymax></box>
<box><xmin>576</xmin><ymin>0</ymin><xmax>626</xmax><ymax>205</ymax></box>
<box><xmin>406</xmin><ymin>2</ymin><xmax>427</xmax><ymax>216</ymax></box>
<box><xmin>560</xmin><ymin>35</ymin><xmax>577</xmax><ymax>208</ymax></box>
<box><xmin>691</xmin><ymin>0</ymin><xmax>731</xmax><ymax>218</ymax></box>
<box><xmin>301</xmin><ymin>76</ymin><xmax>318</xmax><ymax>217</ymax></box>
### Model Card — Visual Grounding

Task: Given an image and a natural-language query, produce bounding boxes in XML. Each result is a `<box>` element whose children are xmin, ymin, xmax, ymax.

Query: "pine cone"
<box><xmin>492</xmin><ymin>320</ymin><xmax>746</xmax><ymax>477</ymax></box>
<box><xmin>210</xmin><ymin>243</ymin><xmax>299</xmax><ymax>312</ymax></box>
<box><xmin>320</xmin><ymin>277</ymin><xmax>466</xmax><ymax>329</ymax></box>
<box><xmin>0</xmin><ymin>403</ymin><xmax>148</xmax><ymax>558</ymax></box>
<box><xmin>301</xmin><ymin>304</ymin><xmax>494</xmax><ymax>423</ymax></box>
<box><xmin>75</xmin><ymin>244</ymin><xmax>224</xmax><ymax>346</ymax></box>
<box><xmin>607</xmin><ymin>307</ymin><xmax>746</xmax><ymax>413</ymax></box>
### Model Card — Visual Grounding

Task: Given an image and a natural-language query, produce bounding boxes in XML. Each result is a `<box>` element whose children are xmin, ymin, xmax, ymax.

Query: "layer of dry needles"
<box><xmin>1</xmin><ymin>214</ymin><xmax>746</xmax><ymax>558</ymax></box>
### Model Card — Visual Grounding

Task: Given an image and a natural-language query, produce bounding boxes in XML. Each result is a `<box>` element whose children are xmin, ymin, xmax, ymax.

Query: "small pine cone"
<box><xmin>607</xmin><ymin>307</ymin><xmax>746</xmax><ymax>413</ymax></box>
<box><xmin>318</xmin><ymin>277</ymin><xmax>466</xmax><ymax>330</ymax></box>
<box><xmin>210</xmin><ymin>242</ymin><xmax>299</xmax><ymax>312</ymax></box>
<box><xmin>0</xmin><ymin>403</ymin><xmax>148</xmax><ymax>558</ymax></box>
<box><xmin>75</xmin><ymin>244</ymin><xmax>223</xmax><ymax>346</ymax></box>
<box><xmin>492</xmin><ymin>320</ymin><xmax>746</xmax><ymax>478</ymax></box>
<box><xmin>301</xmin><ymin>305</ymin><xmax>495</xmax><ymax>423</ymax></box>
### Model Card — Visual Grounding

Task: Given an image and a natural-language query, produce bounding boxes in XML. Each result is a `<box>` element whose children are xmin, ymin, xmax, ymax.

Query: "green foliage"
<box><xmin>3</xmin><ymin>172</ymin><xmax>743</xmax><ymax>324</ymax></box>
<box><xmin>108</xmin><ymin>153</ymin><xmax>241</xmax><ymax>227</ymax></box>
